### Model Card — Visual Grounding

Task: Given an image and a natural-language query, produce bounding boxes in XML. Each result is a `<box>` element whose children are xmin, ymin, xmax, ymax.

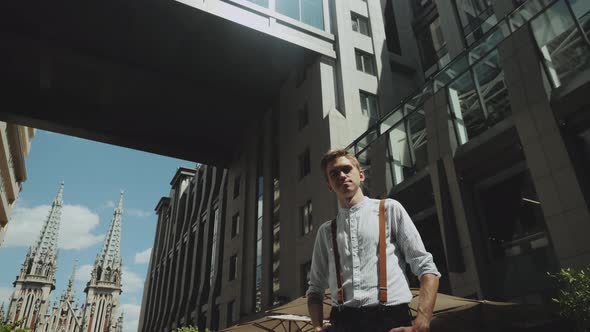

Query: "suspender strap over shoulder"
<box><xmin>330</xmin><ymin>219</ymin><xmax>345</xmax><ymax>305</ymax></box>
<box><xmin>330</xmin><ymin>200</ymin><xmax>388</xmax><ymax>306</ymax></box>
<box><xmin>378</xmin><ymin>199</ymin><xmax>388</xmax><ymax>304</ymax></box>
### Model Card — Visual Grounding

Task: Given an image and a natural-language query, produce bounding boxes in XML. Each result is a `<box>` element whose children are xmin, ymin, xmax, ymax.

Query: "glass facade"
<box><xmin>531</xmin><ymin>0</ymin><xmax>590</xmax><ymax>87</ymax></box>
<box><xmin>455</xmin><ymin>0</ymin><xmax>497</xmax><ymax>45</ymax></box>
<box><xmin>276</xmin><ymin>0</ymin><xmax>324</xmax><ymax>30</ymax></box>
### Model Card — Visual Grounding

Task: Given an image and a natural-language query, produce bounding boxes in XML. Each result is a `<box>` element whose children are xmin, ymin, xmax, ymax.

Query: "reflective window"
<box><xmin>455</xmin><ymin>0</ymin><xmax>497</xmax><ymax>45</ymax></box>
<box><xmin>448</xmin><ymin>71</ymin><xmax>485</xmax><ymax>143</ymax></box>
<box><xmin>472</xmin><ymin>49</ymin><xmax>511</xmax><ymax>127</ymax></box>
<box><xmin>233</xmin><ymin>175</ymin><xmax>240</xmax><ymax>199</ymax></box>
<box><xmin>246</xmin><ymin>0</ymin><xmax>269</xmax><ymax>8</ymax></box>
<box><xmin>385</xmin><ymin>119</ymin><xmax>412</xmax><ymax>185</ymax></box>
<box><xmin>355</xmin><ymin>50</ymin><xmax>376</xmax><ymax>75</ymax></box>
<box><xmin>231</xmin><ymin>213</ymin><xmax>239</xmax><ymax>238</ymax></box>
<box><xmin>417</xmin><ymin>16</ymin><xmax>448</xmax><ymax>77</ymax></box>
<box><xmin>229</xmin><ymin>255</ymin><xmax>237</xmax><ymax>281</ymax></box>
<box><xmin>406</xmin><ymin>110</ymin><xmax>428</xmax><ymax>170</ymax></box>
<box><xmin>276</xmin><ymin>0</ymin><xmax>324</xmax><ymax>29</ymax></box>
<box><xmin>226</xmin><ymin>301</ymin><xmax>235</xmax><ymax>326</ymax></box>
<box><xmin>531</xmin><ymin>0</ymin><xmax>590</xmax><ymax>87</ymax></box>
<box><xmin>360</xmin><ymin>91</ymin><xmax>380</xmax><ymax>119</ymax></box>
<box><xmin>210</xmin><ymin>207</ymin><xmax>220</xmax><ymax>286</ymax></box>
<box><xmin>352</xmin><ymin>13</ymin><xmax>371</xmax><ymax>36</ymax></box>
<box><xmin>299</xmin><ymin>148</ymin><xmax>311</xmax><ymax>178</ymax></box>
<box><xmin>300</xmin><ymin>200</ymin><xmax>313</xmax><ymax>235</ymax></box>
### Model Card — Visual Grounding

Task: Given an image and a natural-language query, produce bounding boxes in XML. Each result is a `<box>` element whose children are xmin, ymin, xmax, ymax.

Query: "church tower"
<box><xmin>7</xmin><ymin>183</ymin><xmax>64</xmax><ymax>329</ymax></box>
<box><xmin>43</xmin><ymin>262</ymin><xmax>82</xmax><ymax>332</ymax></box>
<box><xmin>81</xmin><ymin>192</ymin><xmax>124</xmax><ymax>332</ymax></box>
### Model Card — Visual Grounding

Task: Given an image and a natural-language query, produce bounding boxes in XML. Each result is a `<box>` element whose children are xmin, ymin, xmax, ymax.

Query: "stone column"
<box><xmin>424</xmin><ymin>89</ymin><xmax>483</xmax><ymax>297</ymax></box>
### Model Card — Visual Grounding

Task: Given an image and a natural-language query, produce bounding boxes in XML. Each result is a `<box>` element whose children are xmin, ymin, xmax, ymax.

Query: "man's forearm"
<box><xmin>307</xmin><ymin>292</ymin><xmax>324</xmax><ymax>328</ymax></box>
<box><xmin>416</xmin><ymin>273</ymin><xmax>439</xmax><ymax>322</ymax></box>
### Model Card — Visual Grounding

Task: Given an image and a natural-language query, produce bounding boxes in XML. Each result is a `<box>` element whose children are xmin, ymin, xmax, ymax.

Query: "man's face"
<box><xmin>325</xmin><ymin>156</ymin><xmax>365</xmax><ymax>198</ymax></box>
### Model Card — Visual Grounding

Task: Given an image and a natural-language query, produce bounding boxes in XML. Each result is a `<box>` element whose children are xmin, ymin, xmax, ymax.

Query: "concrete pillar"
<box><xmin>424</xmin><ymin>90</ymin><xmax>483</xmax><ymax>297</ymax></box>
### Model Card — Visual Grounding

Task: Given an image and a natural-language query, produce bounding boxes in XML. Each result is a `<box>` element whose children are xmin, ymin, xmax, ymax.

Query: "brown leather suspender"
<box><xmin>331</xmin><ymin>199</ymin><xmax>388</xmax><ymax>305</ymax></box>
<box><xmin>378</xmin><ymin>199</ymin><xmax>388</xmax><ymax>304</ymax></box>
<box><xmin>331</xmin><ymin>219</ymin><xmax>345</xmax><ymax>305</ymax></box>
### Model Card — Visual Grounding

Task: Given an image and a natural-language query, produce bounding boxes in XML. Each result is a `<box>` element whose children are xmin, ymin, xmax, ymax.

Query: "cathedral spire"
<box><xmin>95</xmin><ymin>192</ymin><xmax>124</xmax><ymax>271</ymax></box>
<box><xmin>30</xmin><ymin>182</ymin><xmax>64</xmax><ymax>264</ymax></box>
<box><xmin>0</xmin><ymin>302</ymin><xmax>5</xmax><ymax>322</ymax></box>
<box><xmin>64</xmin><ymin>261</ymin><xmax>77</xmax><ymax>301</ymax></box>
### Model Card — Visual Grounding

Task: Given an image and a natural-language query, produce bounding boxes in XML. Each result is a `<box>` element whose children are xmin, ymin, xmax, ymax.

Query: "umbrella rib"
<box><xmin>253</xmin><ymin>322</ymin><xmax>275</xmax><ymax>332</ymax></box>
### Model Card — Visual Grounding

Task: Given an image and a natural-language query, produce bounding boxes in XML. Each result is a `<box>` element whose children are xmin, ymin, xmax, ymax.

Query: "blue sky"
<box><xmin>0</xmin><ymin>130</ymin><xmax>195</xmax><ymax>332</ymax></box>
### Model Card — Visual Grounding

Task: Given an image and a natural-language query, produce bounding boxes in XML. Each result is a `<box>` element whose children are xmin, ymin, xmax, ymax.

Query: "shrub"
<box><xmin>549</xmin><ymin>267</ymin><xmax>590</xmax><ymax>332</ymax></box>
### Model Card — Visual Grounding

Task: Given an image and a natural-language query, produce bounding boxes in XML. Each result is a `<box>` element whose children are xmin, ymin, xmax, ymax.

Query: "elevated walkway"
<box><xmin>0</xmin><ymin>0</ymin><xmax>335</xmax><ymax>166</ymax></box>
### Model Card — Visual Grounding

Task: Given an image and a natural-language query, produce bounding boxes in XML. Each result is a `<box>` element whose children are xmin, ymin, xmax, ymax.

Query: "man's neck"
<box><xmin>338</xmin><ymin>190</ymin><xmax>365</xmax><ymax>209</ymax></box>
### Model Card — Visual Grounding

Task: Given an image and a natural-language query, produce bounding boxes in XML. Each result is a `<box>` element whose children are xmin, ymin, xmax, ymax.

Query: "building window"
<box><xmin>300</xmin><ymin>200</ymin><xmax>313</xmax><ymax>235</ymax></box>
<box><xmin>384</xmin><ymin>0</ymin><xmax>402</xmax><ymax>54</ymax></box>
<box><xmin>416</xmin><ymin>16</ymin><xmax>447</xmax><ymax>77</ymax></box>
<box><xmin>276</xmin><ymin>0</ymin><xmax>324</xmax><ymax>30</ymax></box>
<box><xmin>298</xmin><ymin>103</ymin><xmax>309</xmax><ymax>130</ymax></box>
<box><xmin>300</xmin><ymin>261</ymin><xmax>312</xmax><ymax>295</ymax></box>
<box><xmin>299</xmin><ymin>148</ymin><xmax>311</xmax><ymax>178</ymax></box>
<box><xmin>360</xmin><ymin>91</ymin><xmax>380</xmax><ymax>119</ymax></box>
<box><xmin>455</xmin><ymin>0</ymin><xmax>496</xmax><ymax>45</ymax></box>
<box><xmin>355</xmin><ymin>50</ymin><xmax>376</xmax><ymax>75</ymax></box>
<box><xmin>233</xmin><ymin>175</ymin><xmax>241</xmax><ymax>198</ymax></box>
<box><xmin>210</xmin><ymin>207</ymin><xmax>220</xmax><ymax>286</ymax></box>
<box><xmin>229</xmin><ymin>255</ymin><xmax>238</xmax><ymax>281</ymax></box>
<box><xmin>231</xmin><ymin>213</ymin><xmax>240</xmax><ymax>238</ymax></box>
<box><xmin>351</xmin><ymin>13</ymin><xmax>371</xmax><ymax>36</ymax></box>
<box><xmin>227</xmin><ymin>301</ymin><xmax>235</xmax><ymax>326</ymax></box>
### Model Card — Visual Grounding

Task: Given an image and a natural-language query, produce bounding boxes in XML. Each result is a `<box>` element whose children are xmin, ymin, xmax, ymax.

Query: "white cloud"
<box><xmin>120</xmin><ymin>303</ymin><xmax>141</xmax><ymax>332</ymax></box>
<box><xmin>75</xmin><ymin>264</ymin><xmax>95</xmax><ymax>284</ymax></box>
<box><xmin>134</xmin><ymin>248</ymin><xmax>152</xmax><ymax>265</ymax></box>
<box><xmin>4</xmin><ymin>204</ymin><xmax>104</xmax><ymax>250</ymax></box>
<box><xmin>0</xmin><ymin>286</ymin><xmax>14</xmax><ymax>306</ymax></box>
<box><xmin>126</xmin><ymin>208</ymin><xmax>152</xmax><ymax>218</ymax></box>
<box><xmin>122</xmin><ymin>268</ymin><xmax>144</xmax><ymax>293</ymax></box>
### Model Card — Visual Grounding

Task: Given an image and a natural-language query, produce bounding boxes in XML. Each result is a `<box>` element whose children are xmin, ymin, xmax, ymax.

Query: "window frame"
<box><xmin>300</xmin><ymin>200</ymin><xmax>313</xmax><ymax>236</ymax></box>
<box><xmin>351</xmin><ymin>13</ymin><xmax>371</xmax><ymax>37</ymax></box>
<box><xmin>355</xmin><ymin>49</ymin><xmax>376</xmax><ymax>75</ymax></box>
<box><xmin>231</xmin><ymin>213</ymin><xmax>240</xmax><ymax>238</ymax></box>
<box><xmin>299</xmin><ymin>148</ymin><xmax>311</xmax><ymax>178</ymax></box>
<box><xmin>229</xmin><ymin>254</ymin><xmax>238</xmax><ymax>281</ymax></box>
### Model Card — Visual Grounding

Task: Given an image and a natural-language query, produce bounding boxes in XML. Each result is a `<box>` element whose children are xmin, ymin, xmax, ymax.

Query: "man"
<box><xmin>307</xmin><ymin>149</ymin><xmax>440</xmax><ymax>332</ymax></box>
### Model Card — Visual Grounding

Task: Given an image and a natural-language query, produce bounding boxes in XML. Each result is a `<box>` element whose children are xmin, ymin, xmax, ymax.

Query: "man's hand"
<box><xmin>389</xmin><ymin>316</ymin><xmax>430</xmax><ymax>332</ymax></box>
<box><xmin>313</xmin><ymin>322</ymin><xmax>332</xmax><ymax>331</ymax></box>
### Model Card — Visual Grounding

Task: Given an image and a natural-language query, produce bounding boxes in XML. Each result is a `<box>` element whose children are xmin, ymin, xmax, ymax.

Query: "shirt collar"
<box><xmin>338</xmin><ymin>196</ymin><xmax>369</xmax><ymax>214</ymax></box>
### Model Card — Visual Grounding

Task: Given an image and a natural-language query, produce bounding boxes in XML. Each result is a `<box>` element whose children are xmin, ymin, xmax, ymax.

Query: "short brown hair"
<box><xmin>320</xmin><ymin>149</ymin><xmax>362</xmax><ymax>180</ymax></box>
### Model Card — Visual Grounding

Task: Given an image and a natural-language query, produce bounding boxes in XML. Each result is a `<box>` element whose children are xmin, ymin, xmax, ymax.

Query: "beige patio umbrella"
<box><xmin>222</xmin><ymin>314</ymin><xmax>322</xmax><ymax>332</ymax></box>
<box><xmin>222</xmin><ymin>289</ymin><xmax>561</xmax><ymax>331</ymax></box>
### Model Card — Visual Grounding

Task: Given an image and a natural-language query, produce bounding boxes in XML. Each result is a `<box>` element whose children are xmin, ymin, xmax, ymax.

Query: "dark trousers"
<box><xmin>329</xmin><ymin>303</ymin><xmax>413</xmax><ymax>332</ymax></box>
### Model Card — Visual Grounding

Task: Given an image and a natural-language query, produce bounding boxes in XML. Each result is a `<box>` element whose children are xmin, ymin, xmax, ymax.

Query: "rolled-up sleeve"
<box><xmin>391</xmin><ymin>200</ymin><xmax>441</xmax><ymax>279</ymax></box>
<box><xmin>306</xmin><ymin>223</ymin><xmax>330</xmax><ymax>296</ymax></box>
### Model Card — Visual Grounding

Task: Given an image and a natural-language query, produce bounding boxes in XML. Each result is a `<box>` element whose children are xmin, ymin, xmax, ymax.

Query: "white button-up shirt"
<box><xmin>307</xmin><ymin>197</ymin><xmax>440</xmax><ymax>307</ymax></box>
